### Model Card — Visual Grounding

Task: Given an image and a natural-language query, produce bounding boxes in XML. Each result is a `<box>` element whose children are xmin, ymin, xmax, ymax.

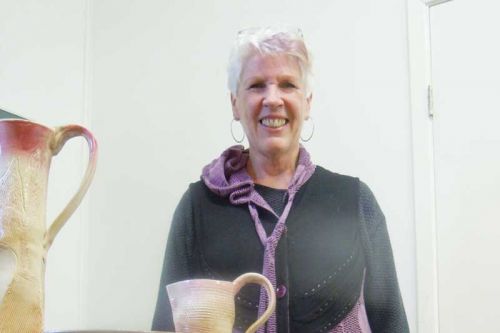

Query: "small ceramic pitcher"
<box><xmin>167</xmin><ymin>272</ymin><xmax>276</xmax><ymax>333</ymax></box>
<box><xmin>0</xmin><ymin>119</ymin><xmax>97</xmax><ymax>333</ymax></box>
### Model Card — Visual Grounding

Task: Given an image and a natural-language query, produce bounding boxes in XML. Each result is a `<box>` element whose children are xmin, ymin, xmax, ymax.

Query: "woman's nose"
<box><xmin>263</xmin><ymin>86</ymin><xmax>284</xmax><ymax>108</ymax></box>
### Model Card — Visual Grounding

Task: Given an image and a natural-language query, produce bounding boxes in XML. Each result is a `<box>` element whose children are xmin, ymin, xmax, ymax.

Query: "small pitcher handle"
<box><xmin>233</xmin><ymin>273</ymin><xmax>276</xmax><ymax>333</ymax></box>
<box><xmin>44</xmin><ymin>125</ymin><xmax>98</xmax><ymax>251</ymax></box>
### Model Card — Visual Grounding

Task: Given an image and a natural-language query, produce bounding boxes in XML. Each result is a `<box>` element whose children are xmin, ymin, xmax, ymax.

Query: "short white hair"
<box><xmin>227</xmin><ymin>25</ymin><xmax>312</xmax><ymax>96</ymax></box>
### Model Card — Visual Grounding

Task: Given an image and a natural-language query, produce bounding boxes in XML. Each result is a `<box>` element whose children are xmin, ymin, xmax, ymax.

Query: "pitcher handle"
<box><xmin>233</xmin><ymin>273</ymin><xmax>276</xmax><ymax>333</ymax></box>
<box><xmin>44</xmin><ymin>125</ymin><xmax>98</xmax><ymax>251</ymax></box>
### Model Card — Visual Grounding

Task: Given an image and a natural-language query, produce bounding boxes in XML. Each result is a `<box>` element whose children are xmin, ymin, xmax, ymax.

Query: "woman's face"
<box><xmin>231</xmin><ymin>53</ymin><xmax>311</xmax><ymax>158</ymax></box>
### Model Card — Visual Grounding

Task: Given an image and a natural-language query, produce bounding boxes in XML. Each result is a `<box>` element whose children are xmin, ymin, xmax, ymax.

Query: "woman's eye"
<box><xmin>248</xmin><ymin>82</ymin><xmax>265</xmax><ymax>89</ymax></box>
<box><xmin>281</xmin><ymin>82</ymin><xmax>297</xmax><ymax>89</ymax></box>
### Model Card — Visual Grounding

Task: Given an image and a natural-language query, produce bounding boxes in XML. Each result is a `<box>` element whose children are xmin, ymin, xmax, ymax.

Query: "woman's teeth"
<box><xmin>261</xmin><ymin>118</ymin><xmax>287</xmax><ymax>128</ymax></box>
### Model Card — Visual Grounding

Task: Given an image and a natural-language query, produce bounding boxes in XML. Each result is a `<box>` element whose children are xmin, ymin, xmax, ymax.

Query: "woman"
<box><xmin>152</xmin><ymin>26</ymin><xmax>409</xmax><ymax>333</ymax></box>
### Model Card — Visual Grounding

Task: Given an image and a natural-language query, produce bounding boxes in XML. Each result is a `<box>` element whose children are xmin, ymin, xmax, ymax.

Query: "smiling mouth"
<box><xmin>260</xmin><ymin>118</ymin><xmax>288</xmax><ymax>128</ymax></box>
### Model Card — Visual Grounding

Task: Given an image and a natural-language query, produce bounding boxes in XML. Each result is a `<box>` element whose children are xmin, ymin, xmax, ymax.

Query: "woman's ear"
<box><xmin>305</xmin><ymin>93</ymin><xmax>313</xmax><ymax>118</ymax></box>
<box><xmin>231</xmin><ymin>93</ymin><xmax>240</xmax><ymax>120</ymax></box>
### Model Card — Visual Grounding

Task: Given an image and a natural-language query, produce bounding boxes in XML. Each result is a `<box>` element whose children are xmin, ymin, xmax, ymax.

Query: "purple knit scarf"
<box><xmin>202</xmin><ymin>145</ymin><xmax>316</xmax><ymax>333</ymax></box>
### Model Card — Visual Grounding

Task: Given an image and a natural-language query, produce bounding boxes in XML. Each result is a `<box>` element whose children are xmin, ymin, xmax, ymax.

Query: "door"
<box><xmin>430</xmin><ymin>0</ymin><xmax>500</xmax><ymax>332</ymax></box>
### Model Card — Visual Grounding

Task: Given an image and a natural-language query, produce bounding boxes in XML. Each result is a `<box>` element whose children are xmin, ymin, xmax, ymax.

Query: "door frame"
<box><xmin>407</xmin><ymin>0</ymin><xmax>455</xmax><ymax>331</ymax></box>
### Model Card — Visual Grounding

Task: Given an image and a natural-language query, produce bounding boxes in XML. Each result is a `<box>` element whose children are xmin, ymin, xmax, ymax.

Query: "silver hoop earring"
<box><xmin>300</xmin><ymin>117</ymin><xmax>315</xmax><ymax>142</ymax></box>
<box><xmin>230</xmin><ymin>119</ymin><xmax>246</xmax><ymax>143</ymax></box>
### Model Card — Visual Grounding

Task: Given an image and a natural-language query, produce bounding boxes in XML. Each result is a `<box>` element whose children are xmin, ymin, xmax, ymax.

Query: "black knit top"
<box><xmin>152</xmin><ymin>167</ymin><xmax>409</xmax><ymax>332</ymax></box>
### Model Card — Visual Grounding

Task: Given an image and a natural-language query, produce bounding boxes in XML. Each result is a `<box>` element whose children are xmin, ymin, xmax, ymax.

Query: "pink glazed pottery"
<box><xmin>167</xmin><ymin>272</ymin><xmax>276</xmax><ymax>333</ymax></box>
<box><xmin>0</xmin><ymin>119</ymin><xmax>97</xmax><ymax>333</ymax></box>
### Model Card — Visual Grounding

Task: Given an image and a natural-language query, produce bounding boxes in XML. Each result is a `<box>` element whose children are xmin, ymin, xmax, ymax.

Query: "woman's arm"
<box><xmin>359</xmin><ymin>182</ymin><xmax>409</xmax><ymax>333</ymax></box>
<box><xmin>151</xmin><ymin>187</ymin><xmax>195</xmax><ymax>331</ymax></box>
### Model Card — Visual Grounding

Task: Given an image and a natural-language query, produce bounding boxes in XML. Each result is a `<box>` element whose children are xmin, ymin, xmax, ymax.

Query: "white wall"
<box><xmin>0</xmin><ymin>0</ymin><xmax>90</xmax><ymax>329</ymax></box>
<box><xmin>87</xmin><ymin>0</ymin><xmax>416</xmax><ymax>330</ymax></box>
<box><xmin>1</xmin><ymin>0</ymin><xmax>417</xmax><ymax>331</ymax></box>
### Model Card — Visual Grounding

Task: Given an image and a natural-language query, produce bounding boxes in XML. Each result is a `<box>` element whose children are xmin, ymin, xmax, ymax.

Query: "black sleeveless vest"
<box><xmin>188</xmin><ymin>166</ymin><xmax>365</xmax><ymax>333</ymax></box>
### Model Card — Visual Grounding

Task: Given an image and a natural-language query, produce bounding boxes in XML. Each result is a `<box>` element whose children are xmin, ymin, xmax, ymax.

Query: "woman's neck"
<box><xmin>247</xmin><ymin>148</ymin><xmax>299</xmax><ymax>189</ymax></box>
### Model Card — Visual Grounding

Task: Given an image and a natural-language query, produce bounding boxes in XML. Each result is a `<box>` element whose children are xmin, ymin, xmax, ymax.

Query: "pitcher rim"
<box><xmin>0</xmin><ymin>119</ymin><xmax>53</xmax><ymax>131</ymax></box>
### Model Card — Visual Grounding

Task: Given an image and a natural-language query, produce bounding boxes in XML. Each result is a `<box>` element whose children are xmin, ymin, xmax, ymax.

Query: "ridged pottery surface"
<box><xmin>167</xmin><ymin>273</ymin><xmax>276</xmax><ymax>333</ymax></box>
<box><xmin>169</xmin><ymin>280</ymin><xmax>234</xmax><ymax>333</ymax></box>
<box><xmin>0</xmin><ymin>120</ymin><xmax>97</xmax><ymax>333</ymax></box>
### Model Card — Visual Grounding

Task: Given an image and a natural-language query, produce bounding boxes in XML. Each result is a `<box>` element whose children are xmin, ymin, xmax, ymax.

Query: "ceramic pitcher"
<box><xmin>167</xmin><ymin>272</ymin><xmax>276</xmax><ymax>333</ymax></box>
<box><xmin>0</xmin><ymin>119</ymin><xmax>97</xmax><ymax>333</ymax></box>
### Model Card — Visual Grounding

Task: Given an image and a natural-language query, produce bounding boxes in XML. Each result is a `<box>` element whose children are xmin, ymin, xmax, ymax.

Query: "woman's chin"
<box><xmin>252</xmin><ymin>139</ymin><xmax>299</xmax><ymax>157</ymax></box>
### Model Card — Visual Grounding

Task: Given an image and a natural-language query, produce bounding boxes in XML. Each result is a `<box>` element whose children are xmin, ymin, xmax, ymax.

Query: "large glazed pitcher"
<box><xmin>167</xmin><ymin>272</ymin><xmax>276</xmax><ymax>333</ymax></box>
<box><xmin>0</xmin><ymin>119</ymin><xmax>97</xmax><ymax>333</ymax></box>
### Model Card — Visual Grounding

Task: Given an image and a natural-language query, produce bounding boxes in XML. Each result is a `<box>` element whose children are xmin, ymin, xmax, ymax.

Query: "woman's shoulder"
<box><xmin>178</xmin><ymin>179</ymin><xmax>214</xmax><ymax>197</ymax></box>
<box><xmin>172</xmin><ymin>180</ymin><xmax>208</xmax><ymax>214</ymax></box>
<box><xmin>179</xmin><ymin>180</ymin><xmax>236</xmax><ymax>211</ymax></box>
<box><xmin>314</xmin><ymin>165</ymin><xmax>359</xmax><ymax>181</ymax></box>
<box><xmin>310</xmin><ymin>165</ymin><xmax>361</xmax><ymax>196</ymax></box>
<box><xmin>313</xmin><ymin>166</ymin><xmax>377</xmax><ymax>199</ymax></box>
<box><xmin>312</xmin><ymin>166</ymin><xmax>383</xmax><ymax>223</ymax></box>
